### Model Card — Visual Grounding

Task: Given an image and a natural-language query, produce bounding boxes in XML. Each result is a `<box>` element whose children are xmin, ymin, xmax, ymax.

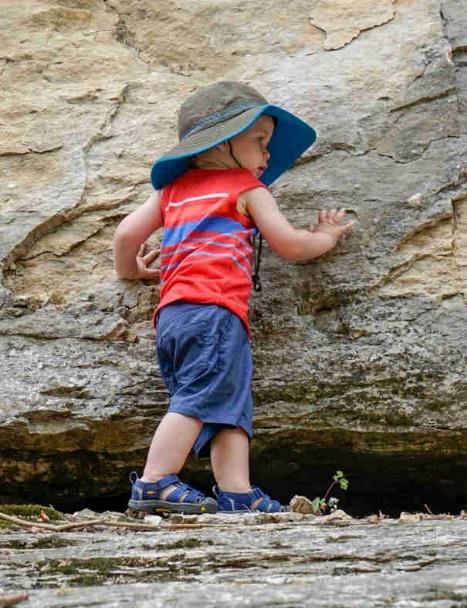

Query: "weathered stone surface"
<box><xmin>0</xmin><ymin>0</ymin><xmax>466</xmax><ymax>509</ymax></box>
<box><xmin>309</xmin><ymin>0</ymin><xmax>396</xmax><ymax>51</ymax></box>
<box><xmin>0</xmin><ymin>513</ymin><xmax>466</xmax><ymax>607</ymax></box>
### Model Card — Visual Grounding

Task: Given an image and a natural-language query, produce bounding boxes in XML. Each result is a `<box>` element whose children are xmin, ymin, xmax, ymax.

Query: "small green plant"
<box><xmin>311</xmin><ymin>470</ymin><xmax>349</xmax><ymax>515</ymax></box>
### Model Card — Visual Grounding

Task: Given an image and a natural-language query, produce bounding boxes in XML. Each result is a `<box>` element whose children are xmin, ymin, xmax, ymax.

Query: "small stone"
<box><xmin>144</xmin><ymin>515</ymin><xmax>162</xmax><ymax>525</ymax></box>
<box><xmin>167</xmin><ymin>514</ymin><xmax>199</xmax><ymax>523</ymax></box>
<box><xmin>71</xmin><ymin>508</ymin><xmax>98</xmax><ymax>519</ymax></box>
<box><xmin>289</xmin><ymin>495</ymin><xmax>315</xmax><ymax>514</ymax></box>
<box><xmin>322</xmin><ymin>509</ymin><xmax>353</xmax><ymax>522</ymax></box>
<box><xmin>407</xmin><ymin>193</ymin><xmax>424</xmax><ymax>208</ymax></box>
<box><xmin>399</xmin><ymin>512</ymin><xmax>422</xmax><ymax>523</ymax></box>
<box><xmin>366</xmin><ymin>512</ymin><xmax>387</xmax><ymax>523</ymax></box>
<box><xmin>125</xmin><ymin>509</ymin><xmax>146</xmax><ymax>520</ymax></box>
<box><xmin>367</xmin><ymin>514</ymin><xmax>381</xmax><ymax>523</ymax></box>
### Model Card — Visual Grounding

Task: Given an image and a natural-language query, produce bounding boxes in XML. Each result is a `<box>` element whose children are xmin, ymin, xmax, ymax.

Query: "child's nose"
<box><xmin>264</xmin><ymin>148</ymin><xmax>271</xmax><ymax>161</ymax></box>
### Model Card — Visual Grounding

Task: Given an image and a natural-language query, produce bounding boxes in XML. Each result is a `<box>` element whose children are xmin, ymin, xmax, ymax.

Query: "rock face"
<box><xmin>1</xmin><ymin>512</ymin><xmax>467</xmax><ymax>607</ymax></box>
<box><xmin>0</xmin><ymin>0</ymin><xmax>466</xmax><ymax>510</ymax></box>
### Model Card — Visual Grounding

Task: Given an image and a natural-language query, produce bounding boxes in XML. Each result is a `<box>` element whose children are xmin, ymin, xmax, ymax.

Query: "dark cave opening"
<box><xmin>7</xmin><ymin>448</ymin><xmax>463</xmax><ymax>518</ymax></box>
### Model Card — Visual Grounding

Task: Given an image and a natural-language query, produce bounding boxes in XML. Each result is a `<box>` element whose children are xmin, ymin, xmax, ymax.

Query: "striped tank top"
<box><xmin>154</xmin><ymin>168</ymin><xmax>268</xmax><ymax>333</ymax></box>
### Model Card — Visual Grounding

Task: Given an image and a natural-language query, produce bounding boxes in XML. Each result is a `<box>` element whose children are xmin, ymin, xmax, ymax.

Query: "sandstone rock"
<box><xmin>309</xmin><ymin>0</ymin><xmax>395</xmax><ymax>51</ymax></box>
<box><xmin>0</xmin><ymin>0</ymin><xmax>466</xmax><ymax>511</ymax></box>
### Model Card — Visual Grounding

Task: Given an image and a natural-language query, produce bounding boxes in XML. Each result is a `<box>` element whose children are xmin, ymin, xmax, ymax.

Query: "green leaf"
<box><xmin>339</xmin><ymin>479</ymin><xmax>349</xmax><ymax>491</ymax></box>
<box><xmin>311</xmin><ymin>497</ymin><xmax>326</xmax><ymax>514</ymax></box>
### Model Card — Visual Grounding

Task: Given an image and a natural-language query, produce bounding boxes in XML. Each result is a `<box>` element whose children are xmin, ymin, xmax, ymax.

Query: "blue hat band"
<box><xmin>180</xmin><ymin>100</ymin><xmax>264</xmax><ymax>140</ymax></box>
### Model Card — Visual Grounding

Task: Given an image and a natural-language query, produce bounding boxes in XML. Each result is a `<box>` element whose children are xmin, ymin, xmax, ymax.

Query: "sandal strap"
<box><xmin>251</xmin><ymin>487</ymin><xmax>287</xmax><ymax>512</ymax></box>
<box><xmin>130</xmin><ymin>472</ymin><xmax>180</xmax><ymax>493</ymax></box>
<box><xmin>166</xmin><ymin>482</ymin><xmax>205</xmax><ymax>504</ymax></box>
<box><xmin>215</xmin><ymin>485</ymin><xmax>287</xmax><ymax>512</ymax></box>
<box><xmin>251</xmin><ymin>487</ymin><xmax>267</xmax><ymax>501</ymax></box>
<box><xmin>150</xmin><ymin>474</ymin><xmax>180</xmax><ymax>492</ymax></box>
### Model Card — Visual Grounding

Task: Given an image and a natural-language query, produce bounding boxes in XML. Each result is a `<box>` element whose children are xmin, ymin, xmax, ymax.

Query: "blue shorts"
<box><xmin>156</xmin><ymin>301</ymin><xmax>253</xmax><ymax>457</ymax></box>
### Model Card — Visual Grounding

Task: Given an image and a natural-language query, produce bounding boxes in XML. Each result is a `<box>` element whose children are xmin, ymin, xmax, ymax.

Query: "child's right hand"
<box><xmin>310</xmin><ymin>208</ymin><xmax>355</xmax><ymax>242</ymax></box>
<box><xmin>133</xmin><ymin>243</ymin><xmax>161</xmax><ymax>280</ymax></box>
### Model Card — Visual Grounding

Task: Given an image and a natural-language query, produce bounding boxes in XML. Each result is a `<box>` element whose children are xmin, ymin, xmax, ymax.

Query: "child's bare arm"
<box><xmin>113</xmin><ymin>190</ymin><xmax>163</xmax><ymax>280</ymax></box>
<box><xmin>244</xmin><ymin>188</ymin><xmax>354</xmax><ymax>262</ymax></box>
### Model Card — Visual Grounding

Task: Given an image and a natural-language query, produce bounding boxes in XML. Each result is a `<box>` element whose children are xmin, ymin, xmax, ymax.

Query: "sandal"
<box><xmin>128</xmin><ymin>472</ymin><xmax>218</xmax><ymax>514</ymax></box>
<box><xmin>213</xmin><ymin>485</ymin><xmax>289</xmax><ymax>513</ymax></box>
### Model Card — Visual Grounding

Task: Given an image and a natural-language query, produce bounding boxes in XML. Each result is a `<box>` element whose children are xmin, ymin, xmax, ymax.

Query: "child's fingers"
<box><xmin>334</xmin><ymin>209</ymin><xmax>347</xmax><ymax>222</ymax></box>
<box><xmin>327</xmin><ymin>208</ymin><xmax>348</xmax><ymax>224</ymax></box>
<box><xmin>318</xmin><ymin>209</ymin><xmax>330</xmax><ymax>223</ymax></box>
<box><xmin>142</xmin><ymin>247</ymin><xmax>161</xmax><ymax>264</ymax></box>
<box><xmin>136</xmin><ymin>265</ymin><xmax>160</xmax><ymax>279</ymax></box>
<box><xmin>143</xmin><ymin>268</ymin><xmax>160</xmax><ymax>278</ymax></box>
<box><xmin>138</xmin><ymin>243</ymin><xmax>146</xmax><ymax>256</ymax></box>
<box><xmin>317</xmin><ymin>209</ymin><xmax>354</xmax><ymax>234</ymax></box>
<box><xmin>340</xmin><ymin>221</ymin><xmax>355</xmax><ymax>235</ymax></box>
<box><xmin>319</xmin><ymin>208</ymin><xmax>347</xmax><ymax>223</ymax></box>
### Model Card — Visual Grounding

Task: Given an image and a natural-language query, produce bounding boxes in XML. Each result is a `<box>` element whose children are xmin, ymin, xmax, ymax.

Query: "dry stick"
<box><xmin>0</xmin><ymin>592</ymin><xmax>29</xmax><ymax>608</ymax></box>
<box><xmin>53</xmin><ymin>520</ymin><xmax>219</xmax><ymax>531</ymax></box>
<box><xmin>0</xmin><ymin>512</ymin><xmax>58</xmax><ymax>531</ymax></box>
<box><xmin>94</xmin><ymin>520</ymin><xmax>220</xmax><ymax>531</ymax></box>
<box><xmin>0</xmin><ymin>512</ymin><xmax>222</xmax><ymax>532</ymax></box>
<box><xmin>55</xmin><ymin>519</ymin><xmax>115</xmax><ymax>531</ymax></box>
<box><xmin>0</xmin><ymin>511</ymin><xmax>308</xmax><ymax>533</ymax></box>
<box><xmin>68</xmin><ymin>518</ymin><xmax>311</xmax><ymax>531</ymax></box>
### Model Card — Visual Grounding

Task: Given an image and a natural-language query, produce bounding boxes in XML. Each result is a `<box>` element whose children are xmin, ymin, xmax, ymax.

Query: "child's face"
<box><xmin>228</xmin><ymin>115</ymin><xmax>274</xmax><ymax>178</ymax></box>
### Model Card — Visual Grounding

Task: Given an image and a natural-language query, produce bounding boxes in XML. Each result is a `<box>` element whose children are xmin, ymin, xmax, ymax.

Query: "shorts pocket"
<box><xmin>157</xmin><ymin>319</ymin><xmax>219</xmax><ymax>392</ymax></box>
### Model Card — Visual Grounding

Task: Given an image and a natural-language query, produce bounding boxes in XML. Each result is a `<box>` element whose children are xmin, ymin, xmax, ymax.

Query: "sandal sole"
<box><xmin>128</xmin><ymin>498</ymin><xmax>218</xmax><ymax>515</ymax></box>
<box><xmin>218</xmin><ymin>509</ymin><xmax>289</xmax><ymax>514</ymax></box>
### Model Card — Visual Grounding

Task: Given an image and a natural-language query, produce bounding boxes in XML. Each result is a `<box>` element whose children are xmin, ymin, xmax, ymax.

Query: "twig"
<box><xmin>0</xmin><ymin>512</ymin><xmax>58</xmax><ymax>531</ymax></box>
<box><xmin>424</xmin><ymin>504</ymin><xmax>434</xmax><ymax>515</ymax></box>
<box><xmin>0</xmin><ymin>592</ymin><xmax>29</xmax><ymax>608</ymax></box>
<box><xmin>55</xmin><ymin>520</ymin><xmax>221</xmax><ymax>531</ymax></box>
<box><xmin>0</xmin><ymin>511</ymin><xmax>221</xmax><ymax>532</ymax></box>
<box><xmin>0</xmin><ymin>510</ymin><xmax>312</xmax><ymax>533</ymax></box>
<box><xmin>55</xmin><ymin>519</ymin><xmax>114</xmax><ymax>531</ymax></box>
<box><xmin>99</xmin><ymin>521</ymin><xmax>219</xmax><ymax>530</ymax></box>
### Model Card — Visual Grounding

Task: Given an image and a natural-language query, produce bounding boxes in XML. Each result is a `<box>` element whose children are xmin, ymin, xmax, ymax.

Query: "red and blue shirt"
<box><xmin>154</xmin><ymin>168</ymin><xmax>268</xmax><ymax>333</ymax></box>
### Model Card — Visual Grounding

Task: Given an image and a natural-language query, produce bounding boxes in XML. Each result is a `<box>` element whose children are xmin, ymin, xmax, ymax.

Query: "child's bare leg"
<box><xmin>141</xmin><ymin>412</ymin><xmax>202</xmax><ymax>498</ymax></box>
<box><xmin>211</xmin><ymin>427</ymin><xmax>267</xmax><ymax>509</ymax></box>
<box><xmin>210</xmin><ymin>427</ymin><xmax>251</xmax><ymax>492</ymax></box>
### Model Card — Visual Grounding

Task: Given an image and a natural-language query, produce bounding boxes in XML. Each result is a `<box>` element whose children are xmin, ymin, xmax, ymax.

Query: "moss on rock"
<box><xmin>0</xmin><ymin>504</ymin><xmax>64</xmax><ymax>528</ymax></box>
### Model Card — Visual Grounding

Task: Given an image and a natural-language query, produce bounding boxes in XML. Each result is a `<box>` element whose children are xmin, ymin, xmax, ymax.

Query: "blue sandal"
<box><xmin>213</xmin><ymin>485</ymin><xmax>289</xmax><ymax>513</ymax></box>
<box><xmin>128</xmin><ymin>472</ymin><xmax>218</xmax><ymax>514</ymax></box>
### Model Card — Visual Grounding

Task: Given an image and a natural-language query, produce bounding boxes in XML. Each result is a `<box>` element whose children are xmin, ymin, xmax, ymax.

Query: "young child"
<box><xmin>113</xmin><ymin>81</ymin><xmax>354</xmax><ymax>514</ymax></box>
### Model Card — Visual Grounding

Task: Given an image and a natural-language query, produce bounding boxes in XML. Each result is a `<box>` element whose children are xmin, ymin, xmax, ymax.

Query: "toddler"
<box><xmin>113</xmin><ymin>81</ymin><xmax>354</xmax><ymax>514</ymax></box>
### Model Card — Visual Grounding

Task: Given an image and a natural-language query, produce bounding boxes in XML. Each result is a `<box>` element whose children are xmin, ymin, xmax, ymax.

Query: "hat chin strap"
<box><xmin>227</xmin><ymin>141</ymin><xmax>263</xmax><ymax>293</ymax></box>
<box><xmin>228</xmin><ymin>140</ymin><xmax>243</xmax><ymax>169</ymax></box>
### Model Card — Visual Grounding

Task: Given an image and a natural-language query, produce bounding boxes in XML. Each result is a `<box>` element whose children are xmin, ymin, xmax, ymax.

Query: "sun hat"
<box><xmin>150</xmin><ymin>81</ymin><xmax>317</xmax><ymax>189</ymax></box>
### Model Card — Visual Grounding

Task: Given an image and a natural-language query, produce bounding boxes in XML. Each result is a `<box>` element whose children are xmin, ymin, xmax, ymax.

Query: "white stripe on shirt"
<box><xmin>167</xmin><ymin>193</ymin><xmax>229</xmax><ymax>208</ymax></box>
